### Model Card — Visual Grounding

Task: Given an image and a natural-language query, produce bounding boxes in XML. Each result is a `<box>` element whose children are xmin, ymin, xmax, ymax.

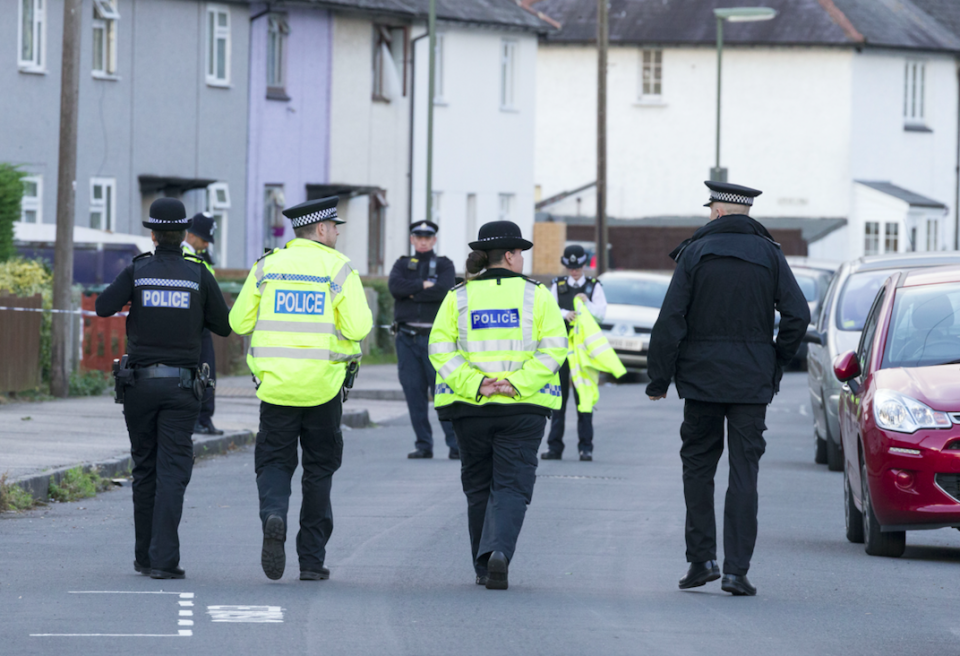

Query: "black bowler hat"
<box><xmin>143</xmin><ymin>198</ymin><xmax>192</xmax><ymax>231</ymax></box>
<box><xmin>187</xmin><ymin>212</ymin><xmax>217</xmax><ymax>244</ymax></box>
<box><xmin>410</xmin><ymin>220</ymin><xmax>438</xmax><ymax>236</ymax></box>
<box><xmin>468</xmin><ymin>221</ymin><xmax>533</xmax><ymax>252</ymax></box>
<box><xmin>561</xmin><ymin>244</ymin><xmax>588</xmax><ymax>268</ymax></box>
<box><xmin>704</xmin><ymin>181</ymin><xmax>762</xmax><ymax>208</ymax></box>
<box><xmin>282</xmin><ymin>196</ymin><xmax>344</xmax><ymax>228</ymax></box>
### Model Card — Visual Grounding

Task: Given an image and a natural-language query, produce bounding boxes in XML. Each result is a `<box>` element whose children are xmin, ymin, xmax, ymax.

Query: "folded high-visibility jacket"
<box><xmin>569</xmin><ymin>297</ymin><xmax>626</xmax><ymax>413</ymax></box>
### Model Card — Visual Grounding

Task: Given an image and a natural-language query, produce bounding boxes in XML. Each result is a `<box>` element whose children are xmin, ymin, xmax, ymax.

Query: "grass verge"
<box><xmin>0</xmin><ymin>473</ymin><xmax>37</xmax><ymax>512</ymax></box>
<box><xmin>48</xmin><ymin>466</ymin><xmax>113</xmax><ymax>503</ymax></box>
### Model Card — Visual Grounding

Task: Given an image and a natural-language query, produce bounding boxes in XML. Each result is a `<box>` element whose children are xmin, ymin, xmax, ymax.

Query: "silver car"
<box><xmin>597</xmin><ymin>271</ymin><xmax>672</xmax><ymax>370</ymax></box>
<box><xmin>806</xmin><ymin>252</ymin><xmax>960</xmax><ymax>471</ymax></box>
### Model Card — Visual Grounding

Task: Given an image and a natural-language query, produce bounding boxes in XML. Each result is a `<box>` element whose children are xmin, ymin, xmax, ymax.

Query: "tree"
<box><xmin>0</xmin><ymin>164</ymin><xmax>25</xmax><ymax>263</ymax></box>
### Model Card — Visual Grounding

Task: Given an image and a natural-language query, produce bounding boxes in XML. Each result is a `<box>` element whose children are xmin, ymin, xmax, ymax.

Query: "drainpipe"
<box><xmin>955</xmin><ymin>62</ymin><xmax>960</xmax><ymax>250</ymax></box>
<box><xmin>407</xmin><ymin>30</ymin><xmax>430</xmax><ymax>251</ymax></box>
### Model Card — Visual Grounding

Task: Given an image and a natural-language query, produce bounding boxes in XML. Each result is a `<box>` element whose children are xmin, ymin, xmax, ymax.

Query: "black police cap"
<box><xmin>282</xmin><ymin>196</ymin><xmax>344</xmax><ymax>228</ymax></box>
<box><xmin>410</xmin><ymin>221</ymin><xmax>439</xmax><ymax>236</ymax></box>
<box><xmin>561</xmin><ymin>245</ymin><xmax>588</xmax><ymax>268</ymax></box>
<box><xmin>143</xmin><ymin>198</ymin><xmax>192</xmax><ymax>231</ymax></box>
<box><xmin>704</xmin><ymin>181</ymin><xmax>762</xmax><ymax>208</ymax></box>
<box><xmin>187</xmin><ymin>212</ymin><xmax>217</xmax><ymax>244</ymax></box>
<box><xmin>468</xmin><ymin>221</ymin><xmax>532</xmax><ymax>252</ymax></box>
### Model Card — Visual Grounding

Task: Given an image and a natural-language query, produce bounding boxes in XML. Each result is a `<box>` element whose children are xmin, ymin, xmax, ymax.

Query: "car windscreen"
<box><xmin>792</xmin><ymin>273</ymin><xmax>820</xmax><ymax>303</ymax></box>
<box><xmin>882</xmin><ymin>282</ymin><xmax>960</xmax><ymax>369</ymax></box>
<box><xmin>836</xmin><ymin>270</ymin><xmax>894</xmax><ymax>331</ymax></box>
<box><xmin>602</xmin><ymin>277</ymin><xmax>669</xmax><ymax>308</ymax></box>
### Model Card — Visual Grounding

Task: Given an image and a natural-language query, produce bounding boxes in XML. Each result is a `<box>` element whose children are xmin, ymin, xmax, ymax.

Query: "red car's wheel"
<box><xmin>844</xmin><ymin>461</ymin><xmax>864</xmax><ymax>543</ymax></box>
<box><xmin>861</xmin><ymin>459</ymin><xmax>905</xmax><ymax>557</ymax></box>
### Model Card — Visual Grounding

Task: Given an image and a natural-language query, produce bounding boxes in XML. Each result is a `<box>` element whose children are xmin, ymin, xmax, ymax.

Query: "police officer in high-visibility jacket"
<box><xmin>429</xmin><ymin>221</ymin><xmax>567</xmax><ymax>591</ymax></box>
<box><xmin>229</xmin><ymin>196</ymin><xmax>373</xmax><ymax>582</ymax></box>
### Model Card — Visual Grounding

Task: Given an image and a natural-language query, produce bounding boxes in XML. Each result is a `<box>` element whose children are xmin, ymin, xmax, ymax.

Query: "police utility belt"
<box><xmin>112</xmin><ymin>355</ymin><xmax>213</xmax><ymax>404</ymax></box>
<box><xmin>393</xmin><ymin>323</ymin><xmax>433</xmax><ymax>337</ymax></box>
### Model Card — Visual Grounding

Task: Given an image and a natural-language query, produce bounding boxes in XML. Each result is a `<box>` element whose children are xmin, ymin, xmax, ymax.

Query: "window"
<box><xmin>92</xmin><ymin>0</ymin><xmax>119</xmax><ymax>76</ymax></box>
<box><xmin>90</xmin><ymin>178</ymin><xmax>116</xmax><ymax>231</ymax></box>
<box><xmin>640</xmin><ymin>49</ymin><xmax>662</xmax><ymax>100</ymax></box>
<box><xmin>864</xmin><ymin>221</ymin><xmax>880</xmax><ymax>256</ymax></box>
<box><xmin>206</xmin><ymin>4</ymin><xmax>230</xmax><ymax>86</ymax></box>
<box><xmin>498</xmin><ymin>193</ymin><xmax>514</xmax><ymax>221</ymax></box>
<box><xmin>372</xmin><ymin>25</ymin><xmax>406</xmax><ymax>101</ymax></box>
<box><xmin>267</xmin><ymin>14</ymin><xmax>289</xmax><ymax>97</ymax></box>
<box><xmin>18</xmin><ymin>0</ymin><xmax>45</xmax><ymax>72</ymax></box>
<box><xmin>927</xmin><ymin>219</ymin><xmax>939</xmax><ymax>251</ymax></box>
<box><xmin>264</xmin><ymin>184</ymin><xmax>285</xmax><ymax>249</ymax></box>
<box><xmin>857</xmin><ymin>289</ymin><xmax>886</xmax><ymax>375</ymax></box>
<box><xmin>433</xmin><ymin>33</ymin><xmax>445</xmax><ymax>103</ymax></box>
<box><xmin>20</xmin><ymin>175</ymin><xmax>42</xmax><ymax>223</ymax></box>
<box><xmin>500</xmin><ymin>40</ymin><xmax>517</xmax><ymax>110</ymax></box>
<box><xmin>884</xmin><ymin>223</ymin><xmax>899</xmax><ymax>253</ymax></box>
<box><xmin>206</xmin><ymin>182</ymin><xmax>230</xmax><ymax>267</ymax></box>
<box><xmin>368</xmin><ymin>192</ymin><xmax>387</xmax><ymax>275</ymax></box>
<box><xmin>904</xmin><ymin>61</ymin><xmax>925</xmax><ymax>126</ymax></box>
<box><xmin>466</xmin><ymin>193</ymin><xmax>477</xmax><ymax>245</ymax></box>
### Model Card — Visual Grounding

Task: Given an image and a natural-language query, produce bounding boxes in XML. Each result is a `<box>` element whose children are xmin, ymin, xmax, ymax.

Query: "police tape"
<box><xmin>0</xmin><ymin>305</ymin><xmax>128</xmax><ymax>317</ymax></box>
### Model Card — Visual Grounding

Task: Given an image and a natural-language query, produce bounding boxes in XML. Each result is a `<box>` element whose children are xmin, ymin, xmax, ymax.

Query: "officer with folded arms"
<box><xmin>388</xmin><ymin>220</ymin><xmax>458</xmax><ymax>459</ymax></box>
<box><xmin>229</xmin><ymin>196</ymin><xmax>372</xmax><ymax>582</ymax></box>
<box><xmin>96</xmin><ymin>198</ymin><xmax>231</xmax><ymax>580</ymax></box>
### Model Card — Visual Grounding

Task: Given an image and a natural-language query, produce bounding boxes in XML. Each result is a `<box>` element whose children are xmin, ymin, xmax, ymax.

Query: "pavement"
<box><xmin>4</xmin><ymin>372</ymin><xmax>960</xmax><ymax>654</ymax></box>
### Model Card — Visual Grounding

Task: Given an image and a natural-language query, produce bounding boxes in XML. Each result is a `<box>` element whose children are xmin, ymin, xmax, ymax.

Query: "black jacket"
<box><xmin>645</xmin><ymin>215</ymin><xmax>810</xmax><ymax>404</ymax></box>
<box><xmin>95</xmin><ymin>244</ymin><xmax>231</xmax><ymax>368</ymax></box>
<box><xmin>388</xmin><ymin>250</ymin><xmax>455</xmax><ymax>325</ymax></box>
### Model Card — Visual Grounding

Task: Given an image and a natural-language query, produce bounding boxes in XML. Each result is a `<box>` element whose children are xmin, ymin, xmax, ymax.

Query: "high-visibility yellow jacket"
<box><xmin>569</xmin><ymin>296</ymin><xmax>626</xmax><ymax>413</ymax></box>
<box><xmin>428</xmin><ymin>270</ymin><xmax>567</xmax><ymax>413</ymax></box>
<box><xmin>183</xmin><ymin>245</ymin><xmax>215</xmax><ymax>277</ymax></box>
<box><xmin>229</xmin><ymin>238</ymin><xmax>373</xmax><ymax>407</ymax></box>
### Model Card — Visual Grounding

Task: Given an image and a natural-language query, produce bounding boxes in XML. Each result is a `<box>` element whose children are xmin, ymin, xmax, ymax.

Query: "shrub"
<box><xmin>48</xmin><ymin>466</ymin><xmax>112</xmax><ymax>503</ymax></box>
<box><xmin>0</xmin><ymin>164</ymin><xmax>25</xmax><ymax>263</ymax></box>
<box><xmin>0</xmin><ymin>473</ymin><xmax>36</xmax><ymax>512</ymax></box>
<box><xmin>0</xmin><ymin>258</ymin><xmax>54</xmax><ymax>387</ymax></box>
<box><xmin>69</xmin><ymin>370</ymin><xmax>111</xmax><ymax>397</ymax></box>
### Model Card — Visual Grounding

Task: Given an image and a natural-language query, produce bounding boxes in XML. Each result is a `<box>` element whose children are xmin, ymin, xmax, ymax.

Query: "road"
<box><xmin>3</xmin><ymin>373</ymin><xmax>960</xmax><ymax>655</ymax></box>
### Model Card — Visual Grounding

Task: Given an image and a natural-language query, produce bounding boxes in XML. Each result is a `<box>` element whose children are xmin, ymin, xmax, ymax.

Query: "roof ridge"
<box><xmin>816</xmin><ymin>0</ymin><xmax>865</xmax><ymax>43</ymax></box>
<box><xmin>520</xmin><ymin>0</ymin><xmax>561</xmax><ymax>30</ymax></box>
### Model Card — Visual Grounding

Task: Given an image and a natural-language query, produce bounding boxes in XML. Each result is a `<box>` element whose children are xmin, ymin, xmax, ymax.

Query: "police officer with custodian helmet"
<box><xmin>229</xmin><ymin>196</ymin><xmax>373</xmax><ymax>582</ymax></box>
<box><xmin>429</xmin><ymin>221</ymin><xmax>567</xmax><ymax>590</ymax></box>
<box><xmin>96</xmin><ymin>198</ymin><xmax>231</xmax><ymax>580</ymax></box>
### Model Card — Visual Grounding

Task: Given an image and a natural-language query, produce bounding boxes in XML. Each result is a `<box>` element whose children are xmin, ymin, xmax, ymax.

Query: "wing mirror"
<box><xmin>802</xmin><ymin>325</ymin><xmax>824</xmax><ymax>345</ymax></box>
<box><xmin>833</xmin><ymin>351</ymin><xmax>861</xmax><ymax>383</ymax></box>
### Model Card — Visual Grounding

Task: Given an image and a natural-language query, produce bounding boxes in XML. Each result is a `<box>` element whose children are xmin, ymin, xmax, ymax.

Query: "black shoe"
<box><xmin>678</xmin><ymin>560</ymin><xmax>721</xmax><ymax>589</ymax></box>
<box><xmin>193</xmin><ymin>422</ymin><xmax>212</xmax><ymax>435</ymax></box>
<box><xmin>150</xmin><ymin>567</ymin><xmax>185</xmax><ymax>579</ymax></box>
<box><xmin>261</xmin><ymin>515</ymin><xmax>286</xmax><ymax>581</ymax></box>
<box><xmin>449</xmin><ymin>449</ymin><xmax>460</xmax><ymax>460</ymax></box>
<box><xmin>579</xmin><ymin>451</ymin><xmax>593</xmax><ymax>462</ymax></box>
<box><xmin>300</xmin><ymin>567</ymin><xmax>330</xmax><ymax>581</ymax></box>
<box><xmin>201</xmin><ymin>421</ymin><xmax>224</xmax><ymax>436</ymax></box>
<box><xmin>540</xmin><ymin>451</ymin><xmax>562</xmax><ymax>460</ymax></box>
<box><xmin>476</xmin><ymin>575</ymin><xmax>489</xmax><ymax>586</ymax></box>
<box><xmin>134</xmin><ymin>560</ymin><xmax>150</xmax><ymax>575</ymax></box>
<box><xmin>408</xmin><ymin>449</ymin><xmax>433</xmax><ymax>459</ymax></box>
<box><xmin>485</xmin><ymin>551</ymin><xmax>508</xmax><ymax>590</ymax></box>
<box><xmin>721</xmin><ymin>574</ymin><xmax>756</xmax><ymax>596</ymax></box>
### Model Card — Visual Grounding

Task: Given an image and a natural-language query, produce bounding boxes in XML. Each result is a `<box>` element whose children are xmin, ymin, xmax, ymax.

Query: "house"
<box><xmin>4</xmin><ymin>0</ymin><xmax>250</xmax><ymax>273</ymax></box>
<box><xmin>528</xmin><ymin>0</ymin><xmax>960</xmax><ymax>264</ymax></box>
<box><xmin>245</xmin><ymin>0</ymin><xmax>552</xmax><ymax>274</ymax></box>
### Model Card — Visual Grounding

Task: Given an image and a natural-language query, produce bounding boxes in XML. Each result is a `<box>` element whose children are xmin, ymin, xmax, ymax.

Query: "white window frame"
<box><xmin>926</xmin><ymin>218</ymin><xmax>939</xmax><ymax>251</ymax></box>
<box><xmin>904</xmin><ymin>60</ymin><xmax>926</xmax><ymax>127</ymax></box>
<box><xmin>208</xmin><ymin>182</ymin><xmax>231</xmax><ymax>211</ymax></box>
<box><xmin>206</xmin><ymin>4</ymin><xmax>231</xmax><ymax>87</ymax></box>
<box><xmin>864</xmin><ymin>221</ymin><xmax>880</xmax><ymax>256</ymax></box>
<box><xmin>884</xmin><ymin>222</ymin><xmax>899</xmax><ymax>254</ymax></box>
<box><xmin>639</xmin><ymin>49</ymin><xmax>663</xmax><ymax>102</ymax></box>
<box><xmin>267</xmin><ymin>14</ymin><xmax>289</xmax><ymax>93</ymax></box>
<box><xmin>20</xmin><ymin>175</ymin><xmax>42</xmax><ymax>224</ymax></box>
<box><xmin>500</xmin><ymin>39</ymin><xmax>517</xmax><ymax>111</ymax></box>
<box><xmin>433</xmin><ymin>33</ymin><xmax>445</xmax><ymax>104</ymax></box>
<box><xmin>206</xmin><ymin>182</ymin><xmax>230</xmax><ymax>268</ymax></box>
<box><xmin>18</xmin><ymin>0</ymin><xmax>46</xmax><ymax>73</ymax></box>
<box><xmin>92</xmin><ymin>0</ymin><xmax>120</xmax><ymax>78</ymax></box>
<box><xmin>498</xmin><ymin>193</ymin><xmax>514</xmax><ymax>222</ymax></box>
<box><xmin>372</xmin><ymin>24</ymin><xmax>406</xmax><ymax>102</ymax></box>
<box><xmin>90</xmin><ymin>178</ymin><xmax>116</xmax><ymax>232</ymax></box>
<box><xmin>264</xmin><ymin>184</ymin><xmax>286</xmax><ymax>249</ymax></box>
<box><xmin>466</xmin><ymin>193</ymin><xmax>477</xmax><ymax>246</ymax></box>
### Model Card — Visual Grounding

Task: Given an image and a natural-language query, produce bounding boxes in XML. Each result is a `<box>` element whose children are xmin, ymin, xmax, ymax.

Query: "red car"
<box><xmin>834</xmin><ymin>264</ymin><xmax>960</xmax><ymax>557</ymax></box>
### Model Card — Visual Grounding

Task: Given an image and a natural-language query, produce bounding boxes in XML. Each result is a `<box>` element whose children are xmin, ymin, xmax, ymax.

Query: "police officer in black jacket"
<box><xmin>646</xmin><ymin>181</ymin><xmax>809</xmax><ymax>597</ymax></box>
<box><xmin>388</xmin><ymin>221</ymin><xmax>458</xmax><ymax>459</ymax></box>
<box><xmin>96</xmin><ymin>198</ymin><xmax>231</xmax><ymax>580</ymax></box>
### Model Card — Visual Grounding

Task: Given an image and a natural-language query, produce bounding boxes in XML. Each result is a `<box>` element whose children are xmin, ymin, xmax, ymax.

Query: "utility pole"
<box><xmin>425</xmin><ymin>0</ymin><xmax>437</xmax><ymax>224</ymax></box>
<box><xmin>595</xmin><ymin>0</ymin><xmax>609</xmax><ymax>275</ymax></box>
<box><xmin>51</xmin><ymin>0</ymin><xmax>82</xmax><ymax>398</ymax></box>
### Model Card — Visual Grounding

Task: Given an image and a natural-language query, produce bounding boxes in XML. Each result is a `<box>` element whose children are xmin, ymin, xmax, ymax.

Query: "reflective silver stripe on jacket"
<box><xmin>428</xmin><ymin>341</ymin><xmax>459</xmax><ymax>355</ymax></box>
<box><xmin>583</xmin><ymin>332</ymin><xmax>605</xmax><ymax>347</ymax></box>
<box><xmin>537</xmin><ymin>336</ymin><xmax>568</xmax><ymax>350</ymax></box>
<box><xmin>521</xmin><ymin>281</ymin><xmax>537</xmax><ymax>351</ymax></box>
<box><xmin>248</xmin><ymin>346</ymin><xmax>358</xmax><ymax>362</ymax></box>
<box><xmin>255</xmin><ymin>256</ymin><xmax>267</xmax><ymax>288</ymax></box>
<box><xmin>438</xmin><ymin>354</ymin><xmax>469</xmax><ymax>379</ymax></box>
<box><xmin>462</xmin><ymin>339</ymin><xmax>525</xmax><ymax>353</ymax></box>
<box><xmin>535</xmin><ymin>351</ymin><xmax>562</xmax><ymax>374</ymax></box>
<box><xmin>588</xmin><ymin>343</ymin><xmax>613</xmax><ymax>358</ymax></box>
<box><xmin>329</xmin><ymin>263</ymin><xmax>353</xmax><ymax>301</ymax></box>
<box><xmin>470</xmin><ymin>360</ymin><xmax>524</xmax><ymax>374</ymax></box>
<box><xmin>456</xmin><ymin>286</ymin><xmax>470</xmax><ymax>346</ymax></box>
<box><xmin>455</xmin><ymin>280</ymin><xmax>538</xmax><ymax>351</ymax></box>
<box><xmin>253</xmin><ymin>319</ymin><xmax>345</xmax><ymax>340</ymax></box>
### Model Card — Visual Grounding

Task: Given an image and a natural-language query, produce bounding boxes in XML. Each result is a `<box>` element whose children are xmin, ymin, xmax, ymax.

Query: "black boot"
<box><xmin>678</xmin><ymin>560</ymin><xmax>720</xmax><ymax>589</ymax></box>
<box><xmin>721</xmin><ymin>574</ymin><xmax>756</xmax><ymax>596</ymax></box>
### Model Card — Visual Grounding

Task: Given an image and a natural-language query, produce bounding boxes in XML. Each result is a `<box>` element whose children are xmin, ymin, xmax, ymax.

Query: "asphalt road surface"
<box><xmin>4</xmin><ymin>373</ymin><xmax>960</xmax><ymax>655</ymax></box>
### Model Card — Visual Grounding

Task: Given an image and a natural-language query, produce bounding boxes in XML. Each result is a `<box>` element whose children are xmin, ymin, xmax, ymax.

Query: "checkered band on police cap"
<box><xmin>289</xmin><ymin>206</ymin><xmax>338</xmax><ymax>228</ymax></box>
<box><xmin>708</xmin><ymin>190</ymin><xmax>754</xmax><ymax>206</ymax></box>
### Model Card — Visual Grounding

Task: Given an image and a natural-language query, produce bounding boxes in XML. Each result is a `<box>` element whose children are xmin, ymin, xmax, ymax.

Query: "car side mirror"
<box><xmin>802</xmin><ymin>325</ymin><xmax>824</xmax><ymax>345</ymax></box>
<box><xmin>833</xmin><ymin>351</ymin><xmax>861</xmax><ymax>383</ymax></box>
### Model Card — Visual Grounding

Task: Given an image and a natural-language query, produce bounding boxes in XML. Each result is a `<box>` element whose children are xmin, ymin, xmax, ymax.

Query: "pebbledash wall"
<box><xmin>535</xmin><ymin>44</ymin><xmax>959</xmax><ymax>259</ymax></box>
<box><xmin>245</xmin><ymin>4</ymin><xmax>333</xmax><ymax>267</ymax></box>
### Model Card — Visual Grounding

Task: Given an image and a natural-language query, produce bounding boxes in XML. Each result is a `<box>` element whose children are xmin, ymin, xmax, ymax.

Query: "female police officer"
<box><xmin>428</xmin><ymin>221</ymin><xmax>567</xmax><ymax>590</ymax></box>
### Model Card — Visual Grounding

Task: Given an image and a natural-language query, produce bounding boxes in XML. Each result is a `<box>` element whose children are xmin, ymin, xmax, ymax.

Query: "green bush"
<box><xmin>0</xmin><ymin>473</ymin><xmax>36</xmax><ymax>512</ymax></box>
<box><xmin>48</xmin><ymin>466</ymin><xmax>112</xmax><ymax>503</ymax></box>
<box><xmin>0</xmin><ymin>164</ymin><xmax>25</xmax><ymax>263</ymax></box>
<box><xmin>69</xmin><ymin>370</ymin><xmax>111</xmax><ymax>397</ymax></box>
<box><xmin>362</xmin><ymin>278</ymin><xmax>395</xmax><ymax>356</ymax></box>
<box><xmin>0</xmin><ymin>258</ymin><xmax>54</xmax><ymax>388</ymax></box>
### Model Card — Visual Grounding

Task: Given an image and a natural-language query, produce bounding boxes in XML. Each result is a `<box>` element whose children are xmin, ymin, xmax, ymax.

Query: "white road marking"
<box><xmin>179</xmin><ymin>601</ymin><xmax>194</xmax><ymax>607</ymax></box>
<box><xmin>69</xmin><ymin>591</ymin><xmax>186</xmax><ymax>595</ymax></box>
<box><xmin>180</xmin><ymin>593</ymin><xmax>195</xmax><ymax>599</ymax></box>
<box><xmin>180</xmin><ymin>610</ymin><xmax>193</xmax><ymax>617</ymax></box>
<box><xmin>34</xmin><ymin>591</ymin><xmax>198</xmax><ymax>638</ymax></box>
<box><xmin>206</xmin><ymin>605</ymin><xmax>284</xmax><ymax>623</ymax></box>
<box><xmin>180</xmin><ymin>630</ymin><xmax>193</xmax><ymax>636</ymax></box>
<box><xmin>32</xmin><ymin>633</ymin><xmax>188</xmax><ymax>638</ymax></box>
<box><xmin>179</xmin><ymin>620</ymin><xmax>194</xmax><ymax>626</ymax></box>
<box><xmin>799</xmin><ymin>404</ymin><xmax>808</xmax><ymax>416</ymax></box>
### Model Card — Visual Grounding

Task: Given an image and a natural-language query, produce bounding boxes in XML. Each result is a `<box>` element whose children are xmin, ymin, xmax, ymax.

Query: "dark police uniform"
<box><xmin>646</xmin><ymin>181</ymin><xmax>809</xmax><ymax>595</ymax></box>
<box><xmin>96</xmin><ymin>198</ymin><xmax>231</xmax><ymax>579</ymax></box>
<box><xmin>388</xmin><ymin>221</ymin><xmax>458</xmax><ymax>459</ymax></box>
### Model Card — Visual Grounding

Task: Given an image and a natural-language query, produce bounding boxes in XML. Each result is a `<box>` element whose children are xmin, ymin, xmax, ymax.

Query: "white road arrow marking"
<box><xmin>206</xmin><ymin>606</ymin><xmax>284</xmax><ymax>623</ymax></box>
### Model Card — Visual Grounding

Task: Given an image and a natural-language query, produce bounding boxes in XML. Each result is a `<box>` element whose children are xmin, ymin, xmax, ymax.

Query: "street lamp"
<box><xmin>711</xmin><ymin>7</ymin><xmax>777</xmax><ymax>182</ymax></box>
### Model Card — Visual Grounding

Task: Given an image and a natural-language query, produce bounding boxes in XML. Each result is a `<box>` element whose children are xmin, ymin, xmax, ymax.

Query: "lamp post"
<box><xmin>711</xmin><ymin>7</ymin><xmax>777</xmax><ymax>182</ymax></box>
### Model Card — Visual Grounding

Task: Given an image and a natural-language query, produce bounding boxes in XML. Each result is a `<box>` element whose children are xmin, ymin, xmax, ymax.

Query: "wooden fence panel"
<box><xmin>0</xmin><ymin>294</ymin><xmax>43</xmax><ymax>392</ymax></box>
<box><xmin>81</xmin><ymin>294</ymin><xmax>128</xmax><ymax>372</ymax></box>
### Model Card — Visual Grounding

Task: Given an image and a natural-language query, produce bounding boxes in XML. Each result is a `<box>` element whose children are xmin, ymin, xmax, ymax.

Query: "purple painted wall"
<box><xmin>246</xmin><ymin>5</ymin><xmax>332</xmax><ymax>266</ymax></box>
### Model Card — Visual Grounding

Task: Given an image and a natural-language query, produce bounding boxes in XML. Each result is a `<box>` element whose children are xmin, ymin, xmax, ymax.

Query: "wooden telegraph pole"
<box><xmin>51</xmin><ymin>0</ymin><xmax>82</xmax><ymax>397</ymax></box>
<box><xmin>595</xmin><ymin>0</ymin><xmax>609</xmax><ymax>275</ymax></box>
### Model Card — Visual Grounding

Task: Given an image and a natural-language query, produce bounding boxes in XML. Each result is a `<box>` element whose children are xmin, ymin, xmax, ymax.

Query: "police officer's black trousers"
<box><xmin>680</xmin><ymin>400</ymin><xmax>767</xmax><ymax>576</ymax></box>
<box><xmin>198</xmin><ymin>329</ymin><xmax>216</xmax><ymax>426</ymax></box>
<box><xmin>255</xmin><ymin>396</ymin><xmax>343</xmax><ymax>572</ymax></box>
<box><xmin>546</xmin><ymin>360</ymin><xmax>593</xmax><ymax>455</ymax></box>
<box><xmin>453</xmin><ymin>414</ymin><xmax>546</xmax><ymax>575</ymax></box>
<box><xmin>123</xmin><ymin>378</ymin><xmax>200</xmax><ymax>572</ymax></box>
<box><xmin>396</xmin><ymin>331</ymin><xmax>457</xmax><ymax>453</ymax></box>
